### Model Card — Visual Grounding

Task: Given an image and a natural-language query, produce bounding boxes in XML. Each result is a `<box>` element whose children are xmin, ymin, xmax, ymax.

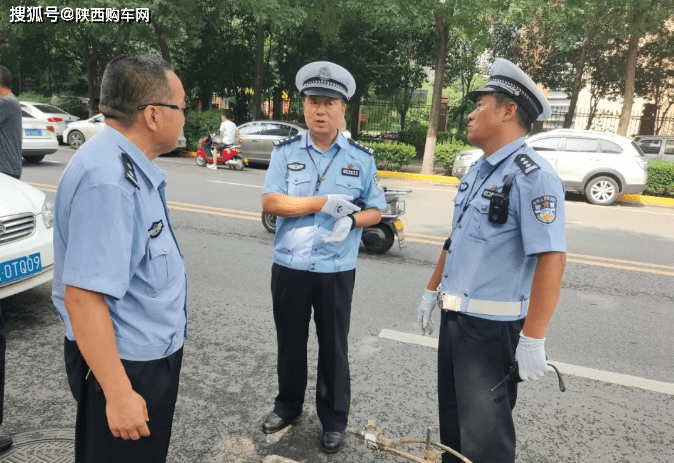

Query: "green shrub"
<box><xmin>183</xmin><ymin>109</ymin><xmax>222</xmax><ymax>151</ymax></box>
<box><xmin>645</xmin><ymin>161</ymin><xmax>674</xmax><ymax>196</ymax></box>
<box><xmin>401</xmin><ymin>120</ymin><xmax>428</xmax><ymax>154</ymax></box>
<box><xmin>15</xmin><ymin>91</ymin><xmax>50</xmax><ymax>103</ymax></box>
<box><xmin>434</xmin><ymin>138</ymin><xmax>473</xmax><ymax>174</ymax></box>
<box><xmin>54</xmin><ymin>95</ymin><xmax>88</xmax><ymax>119</ymax></box>
<box><xmin>361</xmin><ymin>141</ymin><xmax>416</xmax><ymax>172</ymax></box>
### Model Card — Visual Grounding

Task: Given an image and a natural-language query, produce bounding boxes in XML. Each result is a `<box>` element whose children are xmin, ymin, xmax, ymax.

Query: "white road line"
<box><xmin>378</xmin><ymin>329</ymin><xmax>674</xmax><ymax>396</ymax></box>
<box><xmin>207</xmin><ymin>180</ymin><xmax>263</xmax><ymax>188</ymax></box>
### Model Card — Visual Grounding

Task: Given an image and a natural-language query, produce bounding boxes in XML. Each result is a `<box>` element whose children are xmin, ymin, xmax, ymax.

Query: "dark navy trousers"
<box><xmin>271</xmin><ymin>263</ymin><xmax>355</xmax><ymax>432</ymax></box>
<box><xmin>64</xmin><ymin>338</ymin><xmax>183</xmax><ymax>463</ymax></box>
<box><xmin>438</xmin><ymin>310</ymin><xmax>525</xmax><ymax>463</ymax></box>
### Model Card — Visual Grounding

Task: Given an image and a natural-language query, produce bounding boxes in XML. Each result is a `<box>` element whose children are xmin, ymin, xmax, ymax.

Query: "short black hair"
<box><xmin>493</xmin><ymin>92</ymin><xmax>533</xmax><ymax>134</ymax></box>
<box><xmin>99</xmin><ymin>53</ymin><xmax>174</xmax><ymax>127</ymax></box>
<box><xmin>0</xmin><ymin>65</ymin><xmax>12</xmax><ymax>90</ymax></box>
<box><xmin>222</xmin><ymin>109</ymin><xmax>233</xmax><ymax>119</ymax></box>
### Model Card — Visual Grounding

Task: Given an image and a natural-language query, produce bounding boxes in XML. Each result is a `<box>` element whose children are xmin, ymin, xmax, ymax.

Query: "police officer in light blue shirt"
<box><xmin>52</xmin><ymin>54</ymin><xmax>188</xmax><ymax>463</ymax></box>
<box><xmin>260</xmin><ymin>61</ymin><xmax>386</xmax><ymax>453</ymax></box>
<box><xmin>416</xmin><ymin>59</ymin><xmax>567</xmax><ymax>463</ymax></box>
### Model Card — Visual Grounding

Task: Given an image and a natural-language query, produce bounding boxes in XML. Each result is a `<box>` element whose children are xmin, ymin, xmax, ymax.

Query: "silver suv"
<box><xmin>451</xmin><ymin>129</ymin><xmax>648</xmax><ymax>205</ymax></box>
<box><xmin>633</xmin><ymin>135</ymin><xmax>674</xmax><ymax>162</ymax></box>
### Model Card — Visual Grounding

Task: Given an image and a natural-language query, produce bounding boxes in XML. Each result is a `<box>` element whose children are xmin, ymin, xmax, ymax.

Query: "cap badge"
<box><xmin>319</xmin><ymin>66</ymin><xmax>331</xmax><ymax>81</ymax></box>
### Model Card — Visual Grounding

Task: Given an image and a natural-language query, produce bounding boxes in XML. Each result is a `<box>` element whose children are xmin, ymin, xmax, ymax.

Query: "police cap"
<box><xmin>296</xmin><ymin>61</ymin><xmax>356</xmax><ymax>101</ymax></box>
<box><xmin>467</xmin><ymin>58</ymin><xmax>551</xmax><ymax>121</ymax></box>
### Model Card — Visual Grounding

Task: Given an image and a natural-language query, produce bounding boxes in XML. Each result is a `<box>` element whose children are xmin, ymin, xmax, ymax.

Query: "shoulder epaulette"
<box><xmin>273</xmin><ymin>135</ymin><xmax>301</xmax><ymax>147</ymax></box>
<box><xmin>514</xmin><ymin>153</ymin><xmax>540</xmax><ymax>175</ymax></box>
<box><xmin>348</xmin><ymin>138</ymin><xmax>374</xmax><ymax>155</ymax></box>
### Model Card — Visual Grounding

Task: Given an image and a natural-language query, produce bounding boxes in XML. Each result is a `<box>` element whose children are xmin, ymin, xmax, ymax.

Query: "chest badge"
<box><xmin>531</xmin><ymin>195</ymin><xmax>557</xmax><ymax>224</ymax></box>
<box><xmin>459</xmin><ymin>182</ymin><xmax>469</xmax><ymax>192</ymax></box>
<box><xmin>288</xmin><ymin>162</ymin><xmax>305</xmax><ymax>171</ymax></box>
<box><xmin>342</xmin><ymin>167</ymin><xmax>360</xmax><ymax>177</ymax></box>
<box><xmin>148</xmin><ymin>220</ymin><xmax>164</xmax><ymax>238</ymax></box>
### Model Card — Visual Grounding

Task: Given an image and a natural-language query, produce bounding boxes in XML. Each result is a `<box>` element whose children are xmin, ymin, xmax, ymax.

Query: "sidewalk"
<box><xmin>378</xmin><ymin>158</ymin><xmax>674</xmax><ymax>209</ymax></box>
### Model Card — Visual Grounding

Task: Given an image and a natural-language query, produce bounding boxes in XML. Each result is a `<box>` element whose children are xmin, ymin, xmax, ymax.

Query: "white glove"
<box><xmin>322</xmin><ymin>216</ymin><xmax>354</xmax><ymax>244</ymax></box>
<box><xmin>417</xmin><ymin>289</ymin><xmax>437</xmax><ymax>336</ymax></box>
<box><xmin>321</xmin><ymin>194</ymin><xmax>361</xmax><ymax>219</ymax></box>
<box><xmin>515</xmin><ymin>332</ymin><xmax>549</xmax><ymax>381</ymax></box>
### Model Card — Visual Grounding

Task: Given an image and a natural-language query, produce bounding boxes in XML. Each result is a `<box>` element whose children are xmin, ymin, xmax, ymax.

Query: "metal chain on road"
<box><xmin>347</xmin><ymin>420</ymin><xmax>474</xmax><ymax>463</ymax></box>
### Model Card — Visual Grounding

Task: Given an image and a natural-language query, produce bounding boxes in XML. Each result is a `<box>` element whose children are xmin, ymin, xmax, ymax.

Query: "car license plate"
<box><xmin>0</xmin><ymin>253</ymin><xmax>42</xmax><ymax>284</ymax></box>
<box><xmin>25</xmin><ymin>128</ymin><xmax>42</xmax><ymax>136</ymax></box>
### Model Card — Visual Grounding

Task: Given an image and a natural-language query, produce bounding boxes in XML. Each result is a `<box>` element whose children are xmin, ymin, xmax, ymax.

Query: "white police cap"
<box><xmin>296</xmin><ymin>61</ymin><xmax>356</xmax><ymax>101</ymax></box>
<box><xmin>467</xmin><ymin>58</ymin><xmax>551</xmax><ymax>121</ymax></box>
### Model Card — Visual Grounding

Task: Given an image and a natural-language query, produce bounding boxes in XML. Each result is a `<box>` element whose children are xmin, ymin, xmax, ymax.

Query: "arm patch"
<box><xmin>514</xmin><ymin>154</ymin><xmax>540</xmax><ymax>175</ymax></box>
<box><xmin>273</xmin><ymin>135</ymin><xmax>302</xmax><ymax>147</ymax></box>
<box><xmin>348</xmin><ymin>138</ymin><xmax>374</xmax><ymax>155</ymax></box>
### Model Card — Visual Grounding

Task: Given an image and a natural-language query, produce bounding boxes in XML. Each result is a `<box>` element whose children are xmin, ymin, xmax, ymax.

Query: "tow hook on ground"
<box><xmin>347</xmin><ymin>420</ymin><xmax>474</xmax><ymax>463</ymax></box>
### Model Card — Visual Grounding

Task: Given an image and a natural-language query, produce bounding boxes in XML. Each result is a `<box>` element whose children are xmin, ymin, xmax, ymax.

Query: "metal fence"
<box><xmin>263</xmin><ymin>94</ymin><xmax>674</xmax><ymax>137</ymax></box>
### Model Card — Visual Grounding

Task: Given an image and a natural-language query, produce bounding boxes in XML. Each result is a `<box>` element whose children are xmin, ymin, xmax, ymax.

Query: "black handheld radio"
<box><xmin>488</xmin><ymin>174</ymin><xmax>515</xmax><ymax>225</ymax></box>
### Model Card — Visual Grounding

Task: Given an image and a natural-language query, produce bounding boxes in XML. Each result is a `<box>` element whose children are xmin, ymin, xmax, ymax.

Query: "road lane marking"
<box><xmin>207</xmin><ymin>180</ymin><xmax>263</xmax><ymax>188</ymax></box>
<box><xmin>23</xmin><ymin>182</ymin><xmax>673</xmax><ymax>276</ymax></box>
<box><xmin>378</xmin><ymin>329</ymin><xmax>674</xmax><ymax>396</ymax></box>
<box><xmin>405</xmin><ymin>233</ymin><xmax>674</xmax><ymax>276</ymax></box>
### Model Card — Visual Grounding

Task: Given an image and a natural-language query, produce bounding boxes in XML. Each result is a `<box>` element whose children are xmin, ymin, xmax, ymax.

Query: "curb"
<box><xmin>377</xmin><ymin>170</ymin><xmax>674</xmax><ymax>209</ymax></box>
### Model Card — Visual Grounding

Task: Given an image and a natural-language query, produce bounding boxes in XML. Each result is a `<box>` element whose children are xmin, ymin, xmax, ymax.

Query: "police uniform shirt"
<box><xmin>444</xmin><ymin>137</ymin><xmax>566</xmax><ymax>321</ymax></box>
<box><xmin>262</xmin><ymin>131</ymin><xmax>386</xmax><ymax>273</ymax></box>
<box><xmin>52</xmin><ymin>125</ymin><xmax>188</xmax><ymax>361</ymax></box>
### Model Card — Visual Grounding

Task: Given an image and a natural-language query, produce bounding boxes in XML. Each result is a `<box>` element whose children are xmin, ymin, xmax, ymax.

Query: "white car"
<box><xmin>22</xmin><ymin>109</ymin><xmax>59</xmax><ymax>163</ymax></box>
<box><xmin>19</xmin><ymin>102</ymin><xmax>80</xmax><ymax>143</ymax></box>
<box><xmin>63</xmin><ymin>113</ymin><xmax>187</xmax><ymax>153</ymax></box>
<box><xmin>63</xmin><ymin>113</ymin><xmax>106</xmax><ymax>149</ymax></box>
<box><xmin>0</xmin><ymin>173</ymin><xmax>54</xmax><ymax>299</ymax></box>
<box><xmin>451</xmin><ymin>129</ymin><xmax>648</xmax><ymax>205</ymax></box>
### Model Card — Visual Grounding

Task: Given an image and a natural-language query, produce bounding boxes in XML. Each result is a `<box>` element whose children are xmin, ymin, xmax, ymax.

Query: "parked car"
<box><xmin>451</xmin><ymin>129</ymin><xmax>648</xmax><ymax>205</ymax></box>
<box><xmin>63</xmin><ymin>113</ymin><xmax>106</xmax><ymax>149</ymax></box>
<box><xmin>237</xmin><ymin>120</ymin><xmax>307</xmax><ymax>165</ymax></box>
<box><xmin>19</xmin><ymin>101</ymin><xmax>80</xmax><ymax>143</ymax></box>
<box><xmin>63</xmin><ymin>113</ymin><xmax>186</xmax><ymax>154</ymax></box>
<box><xmin>0</xmin><ymin>173</ymin><xmax>55</xmax><ymax>299</ymax></box>
<box><xmin>21</xmin><ymin>109</ymin><xmax>59</xmax><ymax>163</ymax></box>
<box><xmin>633</xmin><ymin>135</ymin><xmax>674</xmax><ymax>162</ymax></box>
<box><xmin>451</xmin><ymin>148</ymin><xmax>483</xmax><ymax>179</ymax></box>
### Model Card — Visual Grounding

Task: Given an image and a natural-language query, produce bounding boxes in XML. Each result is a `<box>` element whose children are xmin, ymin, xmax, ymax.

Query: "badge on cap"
<box><xmin>531</xmin><ymin>195</ymin><xmax>557</xmax><ymax>224</ymax></box>
<box><xmin>319</xmin><ymin>66</ymin><xmax>331</xmax><ymax>81</ymax></box>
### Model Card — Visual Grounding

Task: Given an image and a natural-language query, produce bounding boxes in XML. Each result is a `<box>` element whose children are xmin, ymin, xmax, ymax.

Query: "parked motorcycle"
<box><xmin>195</xmin><ymin>133</ymin><xmax>247</xmax><ymax>170</ymax></box>
<box><xmin>261</xmin><ymin>187</ymin><xmax>411</xmax><ymax>254</ymax></box>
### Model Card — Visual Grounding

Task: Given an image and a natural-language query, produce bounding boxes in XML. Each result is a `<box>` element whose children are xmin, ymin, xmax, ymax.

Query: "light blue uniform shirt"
<box><xmin>443</xmin><ymin>137</ymin><xmax>566</xmax><ymax>321</ymax></box>
<box><xmin>52</xmin><ymin>125</ymin><xmax>188</xmax><ymax>361</ymax></box>
<box><xmin>262</xmin><ymin>131</ymin><xmax>386</xmax><ymax>273</ymax></box>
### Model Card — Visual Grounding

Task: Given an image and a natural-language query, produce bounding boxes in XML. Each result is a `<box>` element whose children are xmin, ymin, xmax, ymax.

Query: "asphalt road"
<box><xmin>1</xmin><ymin>147</ymin><xmax>673</xmax><ymax>463</ymax></box>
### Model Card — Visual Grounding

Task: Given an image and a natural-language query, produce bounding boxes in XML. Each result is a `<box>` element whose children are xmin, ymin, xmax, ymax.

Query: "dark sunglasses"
<box><xmin>138</xmin><ymin>103</ymin><xmax>188</xmax><ymax>116</ymax></box>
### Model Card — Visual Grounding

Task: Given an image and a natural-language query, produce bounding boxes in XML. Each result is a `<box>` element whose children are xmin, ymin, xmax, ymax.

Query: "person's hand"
<box><xmin>105</xmin><ymin>389</ymin><xmax>150</xmax><ymax>440</ymax></box>
<box><xmin>417</xmin><ymin>289</ymin><xmax>437</xmax><ymax>335</ymax></box>
<box><xmin>515</xmin><ymin>332</ymin><xmax>549</xmax><ymax>381</ymax></box>
<box><xmin>321</xmin><ymin>194</ymin><xmax>361</xmax><ymax>219</ymax></box>
<box><xmin>322</xmin><ymin>216</ymin><xmax>355</xmax><ymax>244</ymax></box>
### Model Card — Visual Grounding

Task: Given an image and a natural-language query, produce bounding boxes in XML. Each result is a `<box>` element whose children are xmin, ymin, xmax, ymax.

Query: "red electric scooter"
<box><xmin>195</xmin><ymin>133</ymin><xmax>247</xmax><ymax>170</ymax></box>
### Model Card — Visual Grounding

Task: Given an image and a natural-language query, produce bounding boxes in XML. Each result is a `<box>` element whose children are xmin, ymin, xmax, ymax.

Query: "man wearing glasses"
<box><xmin>52</xmin><ymin>53</ymin><xmax>188</xmax><ymax>463</ymax></box>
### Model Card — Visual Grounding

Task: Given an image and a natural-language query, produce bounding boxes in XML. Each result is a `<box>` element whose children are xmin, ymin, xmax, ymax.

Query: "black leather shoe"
<box><xmin>262</xmin><ymin>412</ymin><xmax>295</xmax><ymax>434</ymax></box>
<box><xmin>321</xmin><ymin>431</ymin><xmax>344</xmax><ymax>453</ymax></box>
<box><xmin>0</xmin><ymin>434</ymin><xmax>12</xmax><ymax>452</ymax></box>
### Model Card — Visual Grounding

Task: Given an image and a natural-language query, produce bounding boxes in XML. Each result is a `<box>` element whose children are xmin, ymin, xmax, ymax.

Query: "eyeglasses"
<box><xmin>138</xmin><ymin>103</ymin><xmax>188</xmax><ymax>116</ymax></box>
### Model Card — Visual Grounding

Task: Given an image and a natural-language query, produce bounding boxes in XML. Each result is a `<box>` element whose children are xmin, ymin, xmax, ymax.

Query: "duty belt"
<box><xmin>437</xmin><ymin>290</ymin><xmax>524</xmax><ymax>317</ymax></box>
